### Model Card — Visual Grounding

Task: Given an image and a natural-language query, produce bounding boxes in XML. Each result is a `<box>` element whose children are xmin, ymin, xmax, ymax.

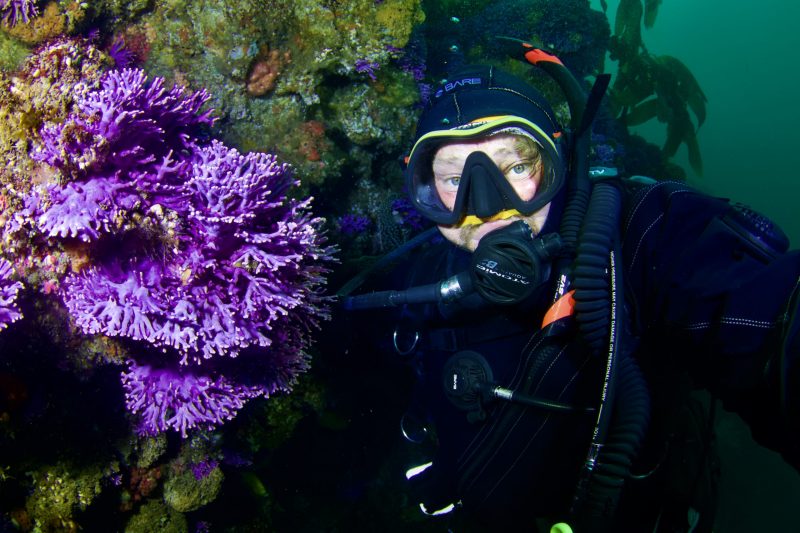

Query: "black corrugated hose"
<box><xmin>569</xmin><ymin>182</ymin><xmax>651</xmax><ymax>532</ymax></box>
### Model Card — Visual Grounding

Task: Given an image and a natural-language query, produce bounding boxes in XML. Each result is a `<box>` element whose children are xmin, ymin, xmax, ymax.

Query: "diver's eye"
<box><xmin>505</xmin><ymin>162</ymin><xmax>532</xmax><ymax>180</ymax></box>
<box><xmin>440</xmin><ymin>176</ymin><xmax>460</xmax><ymax>191</ymax></box>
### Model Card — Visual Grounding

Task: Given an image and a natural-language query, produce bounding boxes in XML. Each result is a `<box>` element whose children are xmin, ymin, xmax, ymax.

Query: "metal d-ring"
<box><xmin>400</xmin><ymin>412</ymin><xmax>429</xmax><ymax>444</ymax></box>
<box><xmin>393</xmin><ymin>327</ymin><xmax>419</xmax><ymax>355</ymax></box>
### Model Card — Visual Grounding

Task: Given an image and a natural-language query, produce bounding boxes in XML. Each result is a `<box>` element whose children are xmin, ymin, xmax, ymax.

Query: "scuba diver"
<box><xmin>341</xmin><ymin>44</ymin><xmax>800</xmax><ymax>532</ymax></box>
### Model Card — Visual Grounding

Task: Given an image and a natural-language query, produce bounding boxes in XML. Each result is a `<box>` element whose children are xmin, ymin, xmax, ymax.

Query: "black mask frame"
<box><xmin>405</xmin><ymin>116</ymin><xmax>565</xmax><ymax>226</ymax></box>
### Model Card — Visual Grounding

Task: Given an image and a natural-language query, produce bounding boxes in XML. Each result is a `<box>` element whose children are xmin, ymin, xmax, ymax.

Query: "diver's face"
<box><xmin>432</xmin><ymin>134</ymin><xmax>550</xmax><ymax>251</ymax></box>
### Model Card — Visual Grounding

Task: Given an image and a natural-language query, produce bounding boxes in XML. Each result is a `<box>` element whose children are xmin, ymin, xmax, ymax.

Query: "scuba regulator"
<box><xmin>342</xmin><ymin>220</ymin><xmax>562</xmax><ymax>310</ymax></box>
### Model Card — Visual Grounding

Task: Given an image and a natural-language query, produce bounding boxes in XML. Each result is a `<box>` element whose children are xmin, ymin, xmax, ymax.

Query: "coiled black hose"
<box><xmin>572</xmin><ymin>182</ymin><xmax>621</xmax><ymax>356</ymax></box>
<box><xmin>568</xmin><ymin>183</ymin><xmax>651</xmax><ymax>530</ymax></box>
<box><xmin>582</xmin><ymin>350</ymin><xmax>651</xmax><ymax>520</ymax></box>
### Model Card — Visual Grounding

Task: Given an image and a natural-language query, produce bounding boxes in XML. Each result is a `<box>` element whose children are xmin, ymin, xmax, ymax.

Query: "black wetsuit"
<box><xmin>385</xmin><ymin>180</ymin><xmax>800</xmax><ymax>530</ymax></box>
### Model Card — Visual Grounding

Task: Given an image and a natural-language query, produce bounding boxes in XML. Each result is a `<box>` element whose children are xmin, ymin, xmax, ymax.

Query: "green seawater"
<box><xmin>593</xmin><ymin>0</ymin><xmax>800</xmax><ymax>245</ymax></box>
<box><xmin>593</xmin><ymin>3</ymin><xmax>800</xmax><ymax>531</ymax></box>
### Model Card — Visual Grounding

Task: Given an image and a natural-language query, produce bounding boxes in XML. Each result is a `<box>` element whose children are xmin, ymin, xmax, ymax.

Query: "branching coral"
<box><xmin>61</xmin><ymin>139</ymin><xmax>332</xmax><ymax>364</ymax></box>
<box><xmin>0</xmin><ymin>0</ymin><xmax>38</xmax><ymax>27</ymax></box>
<box><xmin>19</xmin><ymin>67</ymin><xmax>336</xmax><ymax>436</ymax></box>
<box><xmin>0</xmin><ymin>36</ymin><xmax>110</xmax><ymax>208</ymax></box>
<box><xmin>30</xmin><ymin>68</ymin><xmax>215</xmax><ymax>241</ymax></box>
<box><xmin>121</xmin><ymin>362</ymin><xmax>264</xmax><ymax>437</ymax></box>
<box><xmin>0</xmin><ymin>258</ymin><xmax>23</xmax><ymax>330</ymax></box>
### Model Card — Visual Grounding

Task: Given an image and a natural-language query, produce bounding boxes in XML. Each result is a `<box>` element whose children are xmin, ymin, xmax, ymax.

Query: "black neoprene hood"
<box><xmin>406</xmin><ymin>65</ymin><xmax>567</xmax><ymax>225</ymax></box>
<box><xmin>414</xmin><ymin>65</ymin><xmax>562</xmax><ymax>141</ymax></box>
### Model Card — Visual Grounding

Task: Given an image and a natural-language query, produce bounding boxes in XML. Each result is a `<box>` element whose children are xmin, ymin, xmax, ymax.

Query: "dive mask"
<box><xmin>405</xmin><ymin>116</ymin><xmax>565</xmax><ymax>226</ymax></box>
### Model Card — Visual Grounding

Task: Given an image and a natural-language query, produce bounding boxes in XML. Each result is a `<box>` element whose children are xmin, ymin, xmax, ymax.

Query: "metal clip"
<box><xmin>393</xmin><ymin>327</ymin><xmax>420</xmax><ymax>355</ymax></box>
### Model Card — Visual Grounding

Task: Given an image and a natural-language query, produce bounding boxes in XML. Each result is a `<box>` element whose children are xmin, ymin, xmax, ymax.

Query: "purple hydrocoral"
<box><xmin>63</xmin><ymin>258</ymin><xmax>177</xmax><ymax>347</ymax></box>
<box><xmin>121</xmin><ymin>362</ymin><xmax>263</xmax><ymax>437</ymax></box>
<box><xmin>63</xmin><ymin>140</ymin><xmax>332</xmax><ymax>364</ymax></box>
<box><xmin>106</xmin><ymin>36</ymin><xmax>137</xmax><ymax>69</ymax></box>
<box><xmin>0</xmin><ymin>0</ymin><xmax>38</xmax><ymax>27</ymax></box>
<box><xmin>0</xmin><ymin>259</ymin><xmax>23</xmax><ymax>331</ymax></box>
<box><xmin>31</xmin><ymin>68</ymin><xmax>214</xmax><ymax>241</ymax></box>
<box><xmin>354</xmin><ymin>58</ymin><xmax>380</xmax><ymax>81</ymax></box>
<box><xmin>190</xmin><ymin>459</ymin><xmax>220</xmax><ymax>480</ymax></box>
<box><xmin>337</xmin><ymin>213</ymin><xmax>372</xmax><ymax>236</ymax></box>
<box><xmin>30</xmin><ymin>68</ymin><xmax>335</xmax><ymax>436</ymax></box>
<box><xmin>391</xmin><ymin>197</ymin><xmax>426</xmax><ymax>231</ymax></box>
